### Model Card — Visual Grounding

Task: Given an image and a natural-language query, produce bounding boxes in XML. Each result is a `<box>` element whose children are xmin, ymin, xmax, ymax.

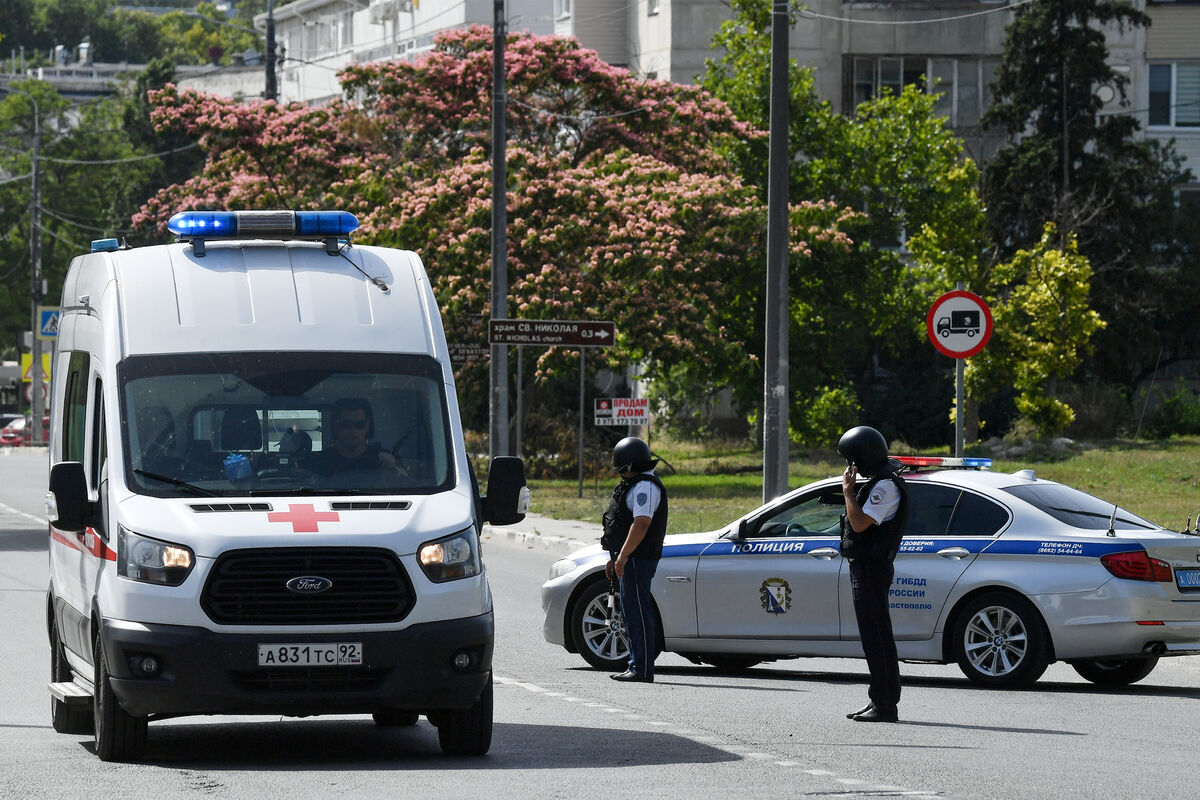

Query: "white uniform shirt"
<box><xmin>861</xmin><ymin>478</ymin><xmax>901</xmax><ymax>526</ymax></box>
<box><xmin>626</xmin><ymin>471</ymin><xmax>662</xmax><ymax>519</ymax></box>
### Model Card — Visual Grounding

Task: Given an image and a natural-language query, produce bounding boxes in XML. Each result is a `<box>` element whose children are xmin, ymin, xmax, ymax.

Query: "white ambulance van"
<box><xmin>44</xmin><ymin>210</ymin><xmax>528</xmax><ymax>761</ymax></box>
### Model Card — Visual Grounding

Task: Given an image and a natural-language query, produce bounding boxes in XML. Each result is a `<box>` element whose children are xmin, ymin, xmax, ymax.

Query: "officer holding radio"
<box><xmin>838</xmin><ymin>425</ymin><xmax>908</xmax><ymax>723</ymax></box>
<box><xmin>601</xmin><ymin>436</ymin><xmax>668</xmax><ymax>683</ymax></box>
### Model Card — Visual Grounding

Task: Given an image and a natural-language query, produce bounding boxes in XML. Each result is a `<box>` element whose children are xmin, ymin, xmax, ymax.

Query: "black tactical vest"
<box><xmin>840</xmin><ymin>472</ymin><xmax>908</xmax><ymax>562</ymax></box>
<box><xmin>600</xmin><ymin>473</ymin><xmax>668</xmax><ymax>560</ymax></box>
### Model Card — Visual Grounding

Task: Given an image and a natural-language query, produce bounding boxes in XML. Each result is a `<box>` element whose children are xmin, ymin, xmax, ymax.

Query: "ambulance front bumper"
<box><xmin>100</xmin><ymin>613</ymin><xmax>493</xmax><ymax>718</ymax></box>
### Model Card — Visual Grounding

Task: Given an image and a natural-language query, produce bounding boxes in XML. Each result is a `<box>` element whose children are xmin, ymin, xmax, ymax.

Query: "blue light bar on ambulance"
<box><xmin>893</xmin><ymin>455</ymin><xmax>992</xmax><ymax>469</ymax></box>
<box><xmin>166</xmin><ymin>210</ymin><xmax>359</xmax><ymax>240</ymax></box>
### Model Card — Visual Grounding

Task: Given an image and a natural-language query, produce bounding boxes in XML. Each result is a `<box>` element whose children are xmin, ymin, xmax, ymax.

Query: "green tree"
<box><xmin>0</xmin><ymin>80</ymin><xmax>157</xmax><ymax>355</ymax></box>
<box><xmin>965</xmin><ymin>224</ymin><xmax>1105</xmax><ymax>438</ymax></box>
<box><xmin>700</xmin><ymin>0</ymin><xmax>983</xmax><ymax>447</ymax></box>
<box><xmin>982</xmin><ymin>0</ymin><xmax>1196</xmax><ymax>389</ymax></box>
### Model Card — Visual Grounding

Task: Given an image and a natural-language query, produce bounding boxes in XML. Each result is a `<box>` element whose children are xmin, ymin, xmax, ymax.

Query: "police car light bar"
<box><xmin>167</xmin><ymin>210</ymin><xmax>359</xmax><ymax>243</ymax></box>
<box><xmin>894</xmin><ymin>455</ymin><xmax>992</xmax><ymax>469</ymax></box>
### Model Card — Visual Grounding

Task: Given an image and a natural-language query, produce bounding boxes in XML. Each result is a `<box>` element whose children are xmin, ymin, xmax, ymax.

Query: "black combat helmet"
<box><xmin>837</xmin><ymin>426</ymin><xmax>899</xmax><ymax>476</ymax></box>
<box><xmin>612</xmin><ymin>436</ymin><xmax>658</xmax><ymax>474</ymax></box>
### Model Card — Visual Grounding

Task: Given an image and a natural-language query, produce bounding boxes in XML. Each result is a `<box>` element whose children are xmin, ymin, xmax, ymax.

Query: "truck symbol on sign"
<box><xmin>937</xmin><ymin>309</ymin><xmax>981</xmax><ymax>338</ymax></box>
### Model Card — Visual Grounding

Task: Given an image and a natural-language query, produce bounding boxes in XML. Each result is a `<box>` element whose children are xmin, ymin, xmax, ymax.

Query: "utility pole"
<box><xmin>265</xmin><ymin>0</ymin><xmax>278</xmax><ymax>102</ymax></box>
<box><xmin>2</xmin><ymin>86</ymin><xmax>45</xmax><ymax>445</ymax></box>
<box><xmin>762</xmin><ymin>0</ymin><xmax>790</xmax><ymax>502</ymax></box>
<box><xmin>488</xmin><ymin>0</ymin><xmax>509</xmax><ymax>461</ymax></box>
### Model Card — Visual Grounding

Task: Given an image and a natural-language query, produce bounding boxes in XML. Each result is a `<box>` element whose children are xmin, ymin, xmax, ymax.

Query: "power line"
<box><xmin>798</xmin><ymin>0</ymin><xmax>1034</xmax><ymax>26</ymax></box>
<box><xmin>40</xmin><ymin>141</ymin><xmax>200</xmax><ymax>166</ymax></box>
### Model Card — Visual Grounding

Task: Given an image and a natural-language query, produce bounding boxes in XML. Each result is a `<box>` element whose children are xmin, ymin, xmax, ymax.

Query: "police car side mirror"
<box><xmin>734</xmin><ymin>519</ymin><xmax>749</xmax><ymax>540</ymax></box>
<box><xmin>47</xmin><ymin>461</ymin><xmax>91</xmax><ymax>533</ymax></box>
<box><xmin>481</xmin><ymin>456</ymin><xmax>529</xmax><ymax>526</ymax></box>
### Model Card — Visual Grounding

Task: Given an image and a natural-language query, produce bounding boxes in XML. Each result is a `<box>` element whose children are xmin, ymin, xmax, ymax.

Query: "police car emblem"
<box><xmin>760</xmin><ymin>577</ymin><xmax>792</xmax><ymax>614</ymax></box>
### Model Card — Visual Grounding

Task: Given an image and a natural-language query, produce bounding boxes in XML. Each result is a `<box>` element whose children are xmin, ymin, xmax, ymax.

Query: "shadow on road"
<box><xmin>87</xmin><ymin>718</ymin><xmax>741</xmax><ymax>770</ymax></box>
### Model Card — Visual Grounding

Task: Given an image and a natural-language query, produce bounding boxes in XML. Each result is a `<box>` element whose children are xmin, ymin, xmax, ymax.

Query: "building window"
<box><xmin>850</xmin><ymin>56</ymin><xmax>996</xmax><ymax>129</ymax></box>
<box><xmin>648</xmin><ymin>0</ymin><xmax>660</xmax><ymax>14</ymax></box>
<box><xmin>1149</xmin><ymin>63</ymin><xmax>1200</xmax><ymax>127</ymax></box>
<box><xmin>556</xmin><ymin>0</ymin><xmax>572</xmax><ymax>18</ymax></box>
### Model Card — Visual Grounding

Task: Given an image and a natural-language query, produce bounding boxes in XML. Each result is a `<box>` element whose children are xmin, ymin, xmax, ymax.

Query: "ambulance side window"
<box><xmin>90</xmin><ymin>378</ymin><xmax>105</xmax><ymax>488</ymax></box>
<box><xmin>62</xmin><ymin>351</ymin><xmax>90</xmax><ymax>464</ymax></box>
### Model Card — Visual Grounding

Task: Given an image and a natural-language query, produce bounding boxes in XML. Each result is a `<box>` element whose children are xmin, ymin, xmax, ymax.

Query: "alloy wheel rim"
<box><xmin>581</xmin><ymin>594</ymin><xmax>628</xmax><ymax>662</ymax></box>
<box><xmin>963</xmin><ymin>604</ymin><xmax>1028</xmax><ymax>677</ymax></box>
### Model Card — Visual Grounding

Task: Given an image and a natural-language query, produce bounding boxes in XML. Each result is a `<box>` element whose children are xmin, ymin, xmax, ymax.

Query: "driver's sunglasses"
<box><xmin>336</xmin><ymin>418</ymin><xmax>368</xmax><ymax>430</ymax></box>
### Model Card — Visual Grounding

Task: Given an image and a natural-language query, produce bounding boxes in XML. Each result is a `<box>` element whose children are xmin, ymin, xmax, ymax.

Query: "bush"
<box><xmin>1144</xmin><ymin>380</ymin><xmax>1200</xmax><ymax>439</ymax></box>
<box><xmin>1061</xmin><ymin>381</ymin><xmax>1134</xmax><ymax>439</ymax></box>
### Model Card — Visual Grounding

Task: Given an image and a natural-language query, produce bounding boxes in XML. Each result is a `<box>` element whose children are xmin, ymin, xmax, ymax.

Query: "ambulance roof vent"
<box><xmin>166</xmin><ymin>210</ymin><xmax>359</xmax><ymax>257</ymax></box>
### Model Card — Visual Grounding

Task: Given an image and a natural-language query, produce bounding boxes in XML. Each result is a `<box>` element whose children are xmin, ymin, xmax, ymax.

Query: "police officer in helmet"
<box><xmin>601</xmin><ymin>436</ymin><xmax>669</xmax><ymax>683</ymax></box>
<box><xmin>838</xmin><ymin>425</ymin><xmax>908</xmax><ymax>722</ymax></box>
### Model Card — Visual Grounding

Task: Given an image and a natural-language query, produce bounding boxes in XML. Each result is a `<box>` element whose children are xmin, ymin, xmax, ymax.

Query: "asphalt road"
<box><xmin>3</xmin><ymin>445</ymin><xmax>1200</xmax><ymax>799</ymax></box>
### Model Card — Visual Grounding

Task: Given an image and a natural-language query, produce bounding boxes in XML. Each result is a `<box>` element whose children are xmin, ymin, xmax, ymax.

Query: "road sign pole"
<box><xmin>955</xmin><ymin>281</ymin><xmax>965</xmax><ymax>457</ymax></box>
<box><xmin>578</xmin><ymin>347</ymin><xmax>585</xmax><ymax>499</ymax></box>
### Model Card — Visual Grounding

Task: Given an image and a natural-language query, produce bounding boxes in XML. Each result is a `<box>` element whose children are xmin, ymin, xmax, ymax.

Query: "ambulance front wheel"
<box><xmin>434</xmin><ymin>672</ymin><xmax>492</xmax><ymax>756</ymax></box>
<box><xmin>93</xmin><ymin>628</ymin><xmax>148</xmax><ymax>762</ymax></box>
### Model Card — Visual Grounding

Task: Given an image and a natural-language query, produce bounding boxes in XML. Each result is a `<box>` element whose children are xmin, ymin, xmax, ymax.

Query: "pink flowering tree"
<box><xmin>135</xmin><ymin>27</ymin><xmax>858</xmax><ymax>450</ymax></box>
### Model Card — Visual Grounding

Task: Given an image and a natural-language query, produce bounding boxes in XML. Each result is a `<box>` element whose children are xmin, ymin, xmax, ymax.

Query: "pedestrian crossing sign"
<box><xmin>37</xmin><ymin>306</ymin><xmax>60</xmax><ymax>340</ymax></box>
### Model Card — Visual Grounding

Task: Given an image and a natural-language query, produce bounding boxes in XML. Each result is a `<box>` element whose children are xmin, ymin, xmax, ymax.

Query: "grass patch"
<box><xmin>526</xmin><ymin>436</ymin><xmax>1200</xmax><ymax>536</ymax></box>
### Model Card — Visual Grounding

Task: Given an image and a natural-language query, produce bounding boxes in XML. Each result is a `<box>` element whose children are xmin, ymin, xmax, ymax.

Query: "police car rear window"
<box><xmin>1001</xmin><ymin>484</ymin><xmax>1156</xmax><ymax>531</ymax></box>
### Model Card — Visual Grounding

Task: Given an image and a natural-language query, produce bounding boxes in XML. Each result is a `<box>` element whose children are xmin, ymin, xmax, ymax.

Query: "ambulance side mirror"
<box><xmin>47</xmin><ymin>461</ymin><xmax>91</xmax><ymax>533</ymax></box>
<box><xmin>481</xmin><ymin>456</ymin><xmax>529</xmax><ymax>526</ymax></box>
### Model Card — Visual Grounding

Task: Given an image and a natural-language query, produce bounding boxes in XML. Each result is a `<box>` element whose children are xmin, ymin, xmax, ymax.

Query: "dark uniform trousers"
<box><xmin>620</xmin><ymin>555</ymin><xmax>661</xmax><ymax>678</ymax></box>
<box><xmin>849</xmin><ymin>557</ymin><xmax>901</xmax><ymax>712</ymax></box>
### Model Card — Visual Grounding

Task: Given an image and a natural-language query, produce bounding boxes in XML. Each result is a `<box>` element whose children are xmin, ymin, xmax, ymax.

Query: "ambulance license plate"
<box><xmin>257</xmin><ymin>642</ymin><xmax>363</xmax><ymax>666</ymax></box>
<box><xmin>1175</xmin><ymin>569</ymin><xmax>1200</xmax><ymax>590</ymax></box>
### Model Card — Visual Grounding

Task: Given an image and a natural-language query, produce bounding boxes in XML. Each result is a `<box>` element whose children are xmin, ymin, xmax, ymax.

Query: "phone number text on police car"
<box><xmin>257</xmin><ymin>642</ymin><xmax>363</xmax><ymax>667</ymax></box>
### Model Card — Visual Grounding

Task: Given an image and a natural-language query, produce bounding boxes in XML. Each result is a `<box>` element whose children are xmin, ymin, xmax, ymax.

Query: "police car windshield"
<box><xmin>1001</xmin><ymin>484</ymin><xmax>1156</xmax><ymax>531</ymax></box>
<box><xmin>119</xmin><ymin>351</ymin><xmax>454</xmax><ymax>497</ymax></box>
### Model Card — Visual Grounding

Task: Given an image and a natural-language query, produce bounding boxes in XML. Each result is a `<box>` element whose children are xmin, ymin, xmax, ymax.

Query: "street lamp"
<box><xmin>0</xmin><ymin>85</ymin><xmax>45</xmax><ymax>446</ymax></box>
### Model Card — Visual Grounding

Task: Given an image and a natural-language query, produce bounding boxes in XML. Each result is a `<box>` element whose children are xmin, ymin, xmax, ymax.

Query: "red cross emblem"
<box><xmin>267</xmin><ymin>503</ymin><xmax>340</xmax><ymax>533</ymax></box>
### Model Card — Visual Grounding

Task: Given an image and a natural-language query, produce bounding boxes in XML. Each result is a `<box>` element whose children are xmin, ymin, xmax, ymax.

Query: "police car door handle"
<box><xmin>808</xmin><ymin>547</ymin><xmax>840</xmax><ymax>560</ymax></box>
<box><xmin>665</xmin><ymin>576</ymin><xmax>692</xmax><ymax>583</ymax></box>
<box><xmin>937</xmin><ymin>547</ymin><xmax>970</xmax><ymax>560</ymax></box>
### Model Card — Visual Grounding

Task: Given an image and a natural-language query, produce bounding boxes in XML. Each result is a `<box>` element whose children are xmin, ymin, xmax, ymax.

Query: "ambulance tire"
<box><xmin>435</xmin><ymin>672</ymin><xmax>492</xmax><ymax>756</ymax></box>
<box><xmin>372</xmin><ymin>709</ymin><xmax>420</xmax><ymax>727</ymax></box>
<box><xmin>93</xmin><ymin>628</ymin><xmax>147</xmax><ymax>762</ymax></box>
<box><xmin>50</xmin><ymin>618</ymin><xmax>93</xmax><ymax>735</ymax></box>
<box><xmin>1070</xmin><ymin>656</ymin><xmax>1159</xmax><ymax>688</ymax></box>
<box><xmin>951</xmin><ymin>591</ymin><xmax>1049</xmax><ymax>689</ymax></box>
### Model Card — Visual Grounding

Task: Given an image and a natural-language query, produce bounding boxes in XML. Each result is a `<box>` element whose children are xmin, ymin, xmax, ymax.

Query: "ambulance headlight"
<box><xmin>118</xmin><ymin>526</ymin><xmax>194</xmax><ymax>586</ymax></box>
<box><xmin>417</xmin><ymin>529</ymin><xmax>481</xmax><ymax>583</ymax></box>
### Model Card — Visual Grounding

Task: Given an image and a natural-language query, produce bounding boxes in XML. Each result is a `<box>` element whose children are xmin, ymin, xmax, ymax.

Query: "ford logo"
<box><xmin>286</xmin><ymin>576</ymin><xmax>333</xmax><ymax>594</ymax></box>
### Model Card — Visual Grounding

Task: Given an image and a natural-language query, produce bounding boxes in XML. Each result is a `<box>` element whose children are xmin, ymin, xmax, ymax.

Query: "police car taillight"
<box><xmin>1100</xmin><ymin>550</ymin><xmax>1173</xmax><ymax>582</ymax></box>
<box><xmin>893</xmin><ymin>456</ymin><xmax>992</xmax><ymax>469</ymax></box>
<box><xmin>167</xmin><ymin>210</ymin><xmax>359</xmax><ymax>241</ymax></box>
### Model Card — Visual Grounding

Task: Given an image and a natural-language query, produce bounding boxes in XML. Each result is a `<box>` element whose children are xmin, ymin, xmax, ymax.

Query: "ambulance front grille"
<box><xmin>233</xmin><ymin>667</ymin><xmax>386</xmax><ymax>693</ymax></box>
<box><xmin>201</xmin><ymin>547</ymin><xmax>414</xmax><ymax>625</ymax></box>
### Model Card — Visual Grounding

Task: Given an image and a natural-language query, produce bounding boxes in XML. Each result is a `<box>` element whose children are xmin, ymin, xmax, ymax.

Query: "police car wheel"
<box><xmin>50</xmin><ymin>615</ymin><xmax>93</xmax><ymax>735</ymax></box>
<box><xmin>92</xmin><ymin>628</ymin><xmax>148</xmax><ymax>761</ymax></box>
<box><xmin>951</xmin><ymin>592</ymin><xmax>1049</xmax><ymax>689</ymax></box>
<box><xmin>435</xmin><ymin>672</ymin><xmax>492</xmax><ymax>756</ymax></box>
<box><xmin>1069</xmin><ymin>657</ymin><xmax>1159</xmax><ymax>688</ymax></box>
<box><xmin>571</xmin><ymin>579</ymin><xmax>630</xmax><ymax>671</ymax></box>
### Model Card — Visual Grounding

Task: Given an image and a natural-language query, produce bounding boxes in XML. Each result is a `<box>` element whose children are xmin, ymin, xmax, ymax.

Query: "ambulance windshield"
<box><xmin>119</xmin><ymin>352</ymin><xmax>455</xmax><ymax>497</ymax></box>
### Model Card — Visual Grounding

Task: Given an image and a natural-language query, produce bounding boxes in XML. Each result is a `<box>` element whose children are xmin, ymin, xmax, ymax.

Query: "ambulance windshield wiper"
<box><xmin>134</xmin><ymin>469</ymin><xmax>218</xmax><ymax>497</ymax></box>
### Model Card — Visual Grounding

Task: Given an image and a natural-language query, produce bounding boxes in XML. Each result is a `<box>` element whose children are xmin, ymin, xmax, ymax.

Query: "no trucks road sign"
<box><xmin>926</xmin><ymin>290</ymin><xmax>993</xmax><ymax>359</ymax></box>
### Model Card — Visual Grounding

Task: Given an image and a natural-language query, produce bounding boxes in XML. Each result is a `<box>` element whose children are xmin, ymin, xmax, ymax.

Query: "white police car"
<box><xmin>541</xmin><ymin>457</ymin><xmax>1200</xmax><ymax>688</ymax></box>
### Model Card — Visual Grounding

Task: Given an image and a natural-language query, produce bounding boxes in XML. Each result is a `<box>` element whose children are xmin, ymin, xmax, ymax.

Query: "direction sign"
<box><xmin>926</xmin><ymin>290</ymin><xmax>992</xmax><ymax>359</ymax></box>
<box><xmin>489</xmin><ymin>319</ymin><xmax>616</xmax><ymax>347</ymax></box>
<box><xmin>448</xmin><ymin>342</ymin><xmax>488</xmax><ymax>364</ymax></box>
